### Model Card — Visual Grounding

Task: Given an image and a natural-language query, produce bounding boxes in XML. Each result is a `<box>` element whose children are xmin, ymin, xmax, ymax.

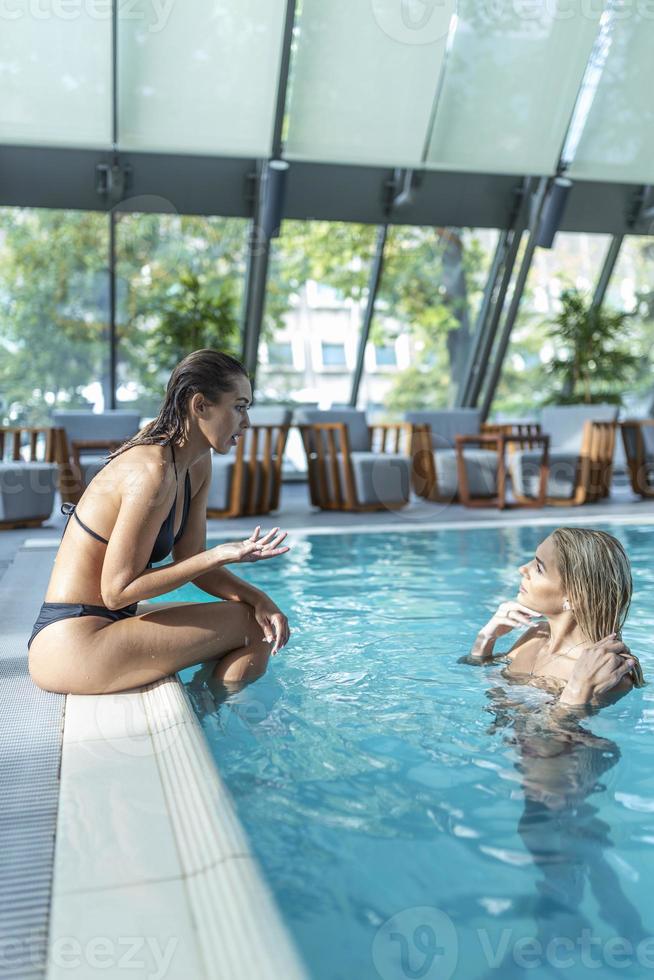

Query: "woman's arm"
<box><xmin>465</xmin><ymin>601</ymin><xmax>542</xmax><ymax>664</ymax></box>
<box><xmin>171</xmin><ymin>455</ymin><xmax>274</xmax><ymax>606</ymax></box>
<box><xmin>170</xmin><ymin>454</ymin><xmax>291</xmax><ymax>654</ymax></box>
<box><xmin>100</xmin><ymin>459</ymin><xmax>288</xmax><ymax>609</ymax></box>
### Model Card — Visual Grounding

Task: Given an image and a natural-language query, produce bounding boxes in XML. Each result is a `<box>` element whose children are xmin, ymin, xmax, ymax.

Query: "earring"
<box><xmin>563</xmin><ymin>599</ymin><xmax>571</xmax><ymax>611</ymax></box>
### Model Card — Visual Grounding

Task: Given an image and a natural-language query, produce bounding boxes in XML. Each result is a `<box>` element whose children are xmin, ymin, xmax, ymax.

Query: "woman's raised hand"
<box><xmin>480</xmin><ymin>600</ymin><xmax>543</xmax><ymax>641</ymax></box>
<box><xmin>559</xmin><ymin>634</ymin><xmax>636</xmax><ymax>704</ymax></box>
<box><xmin>212</xmin><ymin>526</ymin><xmax>290</xmax><ymax>565</ymax></box>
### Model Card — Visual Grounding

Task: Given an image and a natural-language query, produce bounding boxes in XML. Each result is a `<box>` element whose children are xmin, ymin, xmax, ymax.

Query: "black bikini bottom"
<box><xmin>27</xmin><ymin>601</ymin><xmax>139</xmax><ymax>651</ymax></box>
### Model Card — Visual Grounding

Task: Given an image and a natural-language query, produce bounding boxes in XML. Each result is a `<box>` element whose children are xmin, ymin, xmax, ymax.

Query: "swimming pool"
<box><xmin>171</xmin><ymin>523</ymin><xmax>654</xmax><ymax>979</ymax></box>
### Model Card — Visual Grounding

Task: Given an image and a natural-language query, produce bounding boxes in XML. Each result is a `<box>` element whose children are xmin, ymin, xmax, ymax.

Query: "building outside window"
<box><xmin>321</xmin><ymin>341</ymin><xmax>347</xmax><ymax>368</ymax></box>
<box><xmin>373</xmin><ymin>344</ymin><xmax>397</xmax><ymax>368</ymax></box>
<box><xmin>267</xmin><ymin>341</ymin><xmax>295</xmax><ymax>367</ymax></box>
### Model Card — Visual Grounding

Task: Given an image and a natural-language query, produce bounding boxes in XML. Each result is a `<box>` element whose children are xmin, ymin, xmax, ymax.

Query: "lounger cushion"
<box><xmin>51</xmin><ymin>409</ymin><xmax>141</xmax><ymax>442</ymax></box>
<box><xmin>405</xmin><ymin>409</ymin><xmax>481</xmax><ymax>450</ymax></box>
<box><xmin>510</xmin><ymin>450</ymin><xmax>579</xmax><ymax>500</ymax></box>
<box><xmin>540</xmin><ymin>404</ymin><xmax>617</xmax><ymax>453</ymax></box>
<box><xmin>207</xmin><ymin>454</ymin><xmax>282</xmax><ymax>513</ymax></box>
<box><xmin>248</xmin><ymin>407</ymin><xmax>292</xmax><ymax>427</ymax></box>
<box><xmin>293</xmin><ymin>409</ymin><xmax>370</xmax><ymax>452</ymax></box>
<box><xmin>310</xmin><ymin>452</ymin><xmax>411</xmax><ymax>506</ymax></box>
<box><xmin>207</xmin><ymin>456</ymin><xmax>234</xmax><ymax>511</ymax></box>
<box><xmin>433</xmin><ymin>448</ymin><xmax>498</xmax><ymax>499</ymax></box>
<box><xmin>241</xmin><ymin>407</ymin><xmax>292</xmax><ymax>456</ymax></box>
<box><xmin>0</xmin><ymin>462</ymin><xmax>58</xmax><ymax>521</ymax></box>
<box><xmin>351</xmin><ymin>452</ymin><xmax>411</xmax><ymax>505</ymax></box>
<box><xmin>52</xmin><ymin>410</ymin><xmax>142</xmax><ymax>494</ymax></box>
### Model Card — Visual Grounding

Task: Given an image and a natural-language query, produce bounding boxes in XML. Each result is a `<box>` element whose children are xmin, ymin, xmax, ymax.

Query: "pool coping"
<box><xmin>47</xmin><ymin>670</ymin><xmax>308</xmax><ymax>980</ymax></box>
<box><xmin>23</xmin><ymin>508</ymin><xmax>654</xmax><ymax>551</ymax></box>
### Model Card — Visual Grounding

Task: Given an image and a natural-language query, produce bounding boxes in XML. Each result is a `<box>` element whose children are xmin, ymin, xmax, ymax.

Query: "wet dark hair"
<box><xmin>106</xmin><ymin>348</ymin><xmax>248</xmax><ymax>461</ymax></box>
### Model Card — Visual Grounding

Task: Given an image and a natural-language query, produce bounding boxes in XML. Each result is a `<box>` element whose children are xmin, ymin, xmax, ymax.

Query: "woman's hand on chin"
<box><xmin>468</xmin><ymin>600</ymin><xmax>542</xmax><ymax>660</ymax></box>
<box><xmin>559</xmin><ymin>635</ymin><xmax>636</xmax><ymax>705</ymax></box>
<box><xmin>479</xmin><ymin>600</ymin><xmax>543</xmax><ymax>642</ymax></box>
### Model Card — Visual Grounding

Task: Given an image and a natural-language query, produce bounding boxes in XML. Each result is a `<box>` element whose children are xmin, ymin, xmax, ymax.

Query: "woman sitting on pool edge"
<box><xmin>28</xmin><ymin>349</ymin><xmax>291</xmax><ymax>696</ymax></box>
<box><xmin>467</xmin><ymin>527</ymin><xmax>645</xmax><ymax>705</ymax></box>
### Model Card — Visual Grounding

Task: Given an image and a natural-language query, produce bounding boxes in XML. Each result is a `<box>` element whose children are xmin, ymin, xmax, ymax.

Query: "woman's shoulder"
<box><xmin>94</xmin><ymin>443</ymin><xmax>171</xmax><ymax>501</ymax></box>
<box><xmin>506</xmin><ymin>623</ymin><xmax>550</xmax><ymax>661</ymax></box>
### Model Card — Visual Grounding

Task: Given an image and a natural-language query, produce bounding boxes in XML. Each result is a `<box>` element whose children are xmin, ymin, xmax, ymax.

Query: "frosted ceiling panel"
<box><xmin>426</xmin><ymin>0</ymin><xmax>602</xmax><ymax>176</ymax></box>
<box><xmin>118</xmin><ymin>0</ymin><xmax>286</xmax><ymax>156</ymax></box>
<box><xmin>568</xmin><ymin>13</ymin><xmax>654</xmax><ymax>183</ymax></box>
<box><xmin>285</xmin><ymin>0</ymin><xmax>456</xmax><ymax>167</ymax></box>
<box><xmin>0</xmin><ymin>13</ymin><xmax>111</xmax><ymax>147</ymax></box>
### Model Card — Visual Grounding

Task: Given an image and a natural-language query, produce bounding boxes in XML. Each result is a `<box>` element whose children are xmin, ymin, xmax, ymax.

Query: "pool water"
<box><xmin>169</xmin><ymin>523</ymin><xmax>653</xmax><ymax>979</ymax></box>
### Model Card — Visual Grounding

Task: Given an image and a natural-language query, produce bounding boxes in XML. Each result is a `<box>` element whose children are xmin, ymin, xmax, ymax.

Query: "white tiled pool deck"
<box><xmin>2</xmin><ymin>479</ymin><xmax>653</xmax><ymax>980</ymax></box>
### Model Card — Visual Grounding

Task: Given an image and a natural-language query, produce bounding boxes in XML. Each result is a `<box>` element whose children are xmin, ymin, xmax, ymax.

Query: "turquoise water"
<box><xmin>171</xmin><ymin>523</ymin><xmax>653</xmax><ymax>980</ymax></box>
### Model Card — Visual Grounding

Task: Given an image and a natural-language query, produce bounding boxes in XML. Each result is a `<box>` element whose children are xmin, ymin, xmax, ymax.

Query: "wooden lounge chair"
<box><xmin>620</xmin><ymin>419</ymin><xmax>654</xmax><ymax>498</ymax></box>
<box><xmin>455</xmin><ymin>425</ymin><xmax>549</xmax><ymax>509</ymax></box>
<box><xmin>206</xmin><ymin>407</ymin><xmax>291</xmax><ymax>519</ymax></box>
<box><xmin>296</xmin><ymin>408</ymin><xmax>412</xmax><ymax>511</ymax></box>
<box><xmin>508</xmin><ymin>405</ymin><xmax>618</xmax><ymax>506</ymax></box>
<box><xmin>405</xmin><ymin>409</ymin><xmax>503</xmax><ymax>504</ymax></box>
<box><xmin>0</xmin><ymin>426</ymin><xmax>61</xmax><ymax>529</ymax></box>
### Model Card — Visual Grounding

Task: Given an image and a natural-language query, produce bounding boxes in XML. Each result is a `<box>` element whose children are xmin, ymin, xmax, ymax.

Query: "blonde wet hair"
<box><xmin>551</xmin><ymin>527</ymin><xmax>645</xmax><ymax>687</ymax></box>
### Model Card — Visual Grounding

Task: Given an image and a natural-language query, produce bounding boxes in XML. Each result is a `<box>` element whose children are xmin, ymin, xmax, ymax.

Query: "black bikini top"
<box><xmin>62</xmin><ymin>443</ymin><xmax>191</xmax><ymax>568</ymax></box>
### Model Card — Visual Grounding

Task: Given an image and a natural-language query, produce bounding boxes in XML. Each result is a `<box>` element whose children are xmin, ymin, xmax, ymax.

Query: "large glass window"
<box><xmin>284</xmin><ymin>0</ymin><xmax>454</xmax><ymax>166</ymax></box>
<box><xmin>257</xmin><ymin>220</ymin><xmax>378</xmax><ymax>406</ymax></box>
<box><xmin>0</xmin><ymin>208</ymin><xmax>109</xmax><ymax>426</ymax></box>
<box><xmin>0</xmin><ymin>11</ymin><xmax>111</xmax><ymax>148</ymax></box>
<box><xmin>118</xmin><ymin>0</ymin><xmax>286</xmax><ymax>156</ymax></box>
<box><xmin>491</xmin><ymin>233</ymin><xmax>612</xmax><ymax>418</ymax></box>
<box><xmin>115</xmin><ymin>213</ymin><xmax>249</xmax><ymax>418</ymax></box>
<box><xmin>568</xmin><ymin>12</ymin><xmax>654</xmax><ymax>184</ymax></box>
<box><xmin>426</xmin><ymin>0</ymin><xmax>601</xmax><ymax>176</ymax></box>
<box><xmin>357</xmin><ymin>226</ymin><xmax>500</xmax><ymax>414</ymax></box>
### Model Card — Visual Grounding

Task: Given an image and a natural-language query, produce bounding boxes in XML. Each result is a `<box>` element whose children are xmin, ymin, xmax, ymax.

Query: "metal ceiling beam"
<box><xmin>240</xmin><ymin>0</ymin><xmax>298</xmax><ymax>386</ymax></box>
<box><xmin>591</xmin><ymin>234</ymin><xmax>623</xmax><ymax>310</ymax></box>
<box><xmin>2</xmin><ymin>143</ymin><xmax>653</xmax><ymax>235</ymax></box>
<box><xmin>271</xmin><ymin>0</ymin><xmax>298</xmax><ymax>160</ymax></box>
<box><xmin>456</xmin><ymin>229</ymin><xmax>509</xmax><ymax>408</ymax></box>
<box><xmin>349</xmin><ymin>224</ymin><xmax>388</xmax><ymax>407</ymax></box>
<box><xmin>478</xmin><ymin>178</ymin><xmax>550</xmax><ymax>420</ymax></box>
<box><xmin>465</xmin><ymin>229</ymin><xmax>525</xmax><ymax>410</ymax></box>
<box><xmin>241</xmin><ymin>163</ymin><xmax>271</xmax><ymax>382</ymax></box>
<box><xmin>459</xmin><ymin>178</ymin><xmax>534</xmax><ymax>408</ymax></box>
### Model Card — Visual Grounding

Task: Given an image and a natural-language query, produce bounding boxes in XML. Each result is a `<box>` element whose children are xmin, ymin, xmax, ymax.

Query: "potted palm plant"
<box><xmin>545</xmin><ymin>288</ymin><xmax>638</xmax><ymax>405</ymax></box>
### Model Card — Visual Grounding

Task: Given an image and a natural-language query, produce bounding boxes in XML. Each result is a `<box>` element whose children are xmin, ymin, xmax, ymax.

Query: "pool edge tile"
<box><xmin>54</xmin><ymin>732</ymin><xmax>182</xmax><ymax>895</ymax></box>
<box><xmin>49</xmin><ymin>673</ymin><xmax>307</xmax><ymax>979</ymax></box>
<box><xmin>143</xmin><ymin>675</ymin><xmax>309</xmax><ymax>980</ymax></box>
<box><xmin>46</xmin><ymin>877</ymin><xmax>205</xmax><ymax>980</ymax></box>
<box><xmin>63</xmin><ymin>691</ymin><xmax>150</xmax><ymax>743</ymax></box>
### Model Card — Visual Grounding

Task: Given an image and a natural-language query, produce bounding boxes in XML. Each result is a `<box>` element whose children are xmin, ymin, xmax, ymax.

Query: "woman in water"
<box><xmin>468</xmin><ymin>527</ymin><xmax>645</xmax><ymax>705</ymax></box>
<box><xmin>28</xmin><ymin>349</ymin><xmax>290</xmax><ymax>696</ymax></box>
